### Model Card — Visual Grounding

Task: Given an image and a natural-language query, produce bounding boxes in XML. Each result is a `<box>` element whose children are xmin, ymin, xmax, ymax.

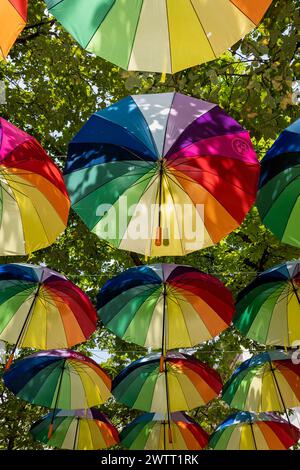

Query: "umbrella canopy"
<box><xmin>0</xmin><ymin>1</ymin><xmax>27</xmax><ymax>60</ymax></box>
<box><xmin>222</xmin><ymin>350</ymin><xmax>300</xmax><ymax>413</ymax></box>
<box><xmin>121</xmin><ymin>412</ymin><xmax>209</xmax><ymax>450</ymax></box>
<box><xmin>0</xmin><ymin>118</ymin><xmax>70</xmax><ymax>255</ymax></box>
<box><xmin>3</xmin><ymin>350</ymin><xmax>112</xmax><ymax>410</ymax></box>
<box><xmin>0</xmin><ymin>263</ymin><xmax>97</xmax><ymax>368</ymax></box>
<box><xmin>31</xmin><ymin>409</ymin><xmax>119</xmax><ymax>450</ymax></box>
<box><xmin>98</xmin><ymin>263</ymin><xmax>234</xmax><ymax>350</ymax></box>
<box><xmin>209</xmin><ymin>412</ymin><xmax>300</xmax><ymax>450</ymax></box>
<box><xmin>112</xmin><ymin>352</ymin><xmax>222</xmax><ymax>414</ymax></box>
<box><xmin>45</xmin><ymin>0</ymin><xmax>272</xmax><ymax>74</ymax></box>
<box><xmin>64</xmin><ymin>92</ymin><xmax>259</xmax><ymax>257</ymax></box>
<box><xmin>233</xmin><ymin>260</ymin><xmax>300</xmax><ymax>347</ymax></box>
<box><xmin>257</xmin><ymin>118</ymin><xmax>300</xmax><ymax>248</ymax></box>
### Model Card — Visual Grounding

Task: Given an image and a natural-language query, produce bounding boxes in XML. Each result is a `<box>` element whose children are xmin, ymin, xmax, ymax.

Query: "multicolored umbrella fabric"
<box><xmin>3</xmin><ymin>350</ymin><xmax>112</xmax><ymax>410</ymax></box>
<box><xmin>31</xmin><ymin>409</ymin><xmax>119</xmax><ymax>450</ymax></box>
<box><xmin>257</xmin><ymin>118</ymin><xmax>300</xmax><ymax>248</ymax></box>
<box><xmin>234</xmin><ymin>260</ymin><xmax>300</xmax><ymax>347</ymax></box>
<box><xmin>65</xmin><ymin>92</ymin><xmax>259</xmax><ymax>257</ymax></box>
<box><xmin>112</xmin><ymin>352</ymin><xmax>222</xmax><ymax>414</ymax></box>
<box><xmin>0</xmin><ymin>118</ymin><xmax>70</xmax><ymax>255</ymax></box>
<box><xmin>222</xmin><ymin>350</ymin><xmax>300</xmax><ymax>413</ymax></box>
<box><xmin>45</xmin><ymin>0</ymin><xmax>272</xmax><ymax>74</ymax></box>
<box><xmin>98</xmin><ymin>264</ymin><xmax>234</xmax><ymax>350</ymax></box>
<box><xmin>0</xmin><ymin>263</ymin><xmax>97</xmax><ymax>368</ymax></box>
<box><xmin>0</xmin><ymin>1</ymin><xmax>27</xmax><ymax>60</ymax></box>
<box><xmin>209</xmin><ymin>412</ymin><xmax>300</xmax><ymax>450</ymax></box>
<box><xmin>121</xmin><ymin>412</ymin><xmax>209</xmax><ymax>451</ymax></box>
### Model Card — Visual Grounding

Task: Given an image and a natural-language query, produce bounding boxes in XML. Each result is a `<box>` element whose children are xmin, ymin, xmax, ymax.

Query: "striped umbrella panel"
<box><xmin>45</xmin><ymin>0</ymin><xmax>272</xmax><ymax>73</ymax></box>
<box><xmin>234</xmin><ymin>260</ymin><xmax>300</xmax><ymax>347</ymax></box>
<box><xmin>0</xmin><ymin>1</ymin><xmax>27</xmax><ymax>59</ymax></box>
<box><xmin>257</xmin><ymin>118</ymin><xmax>300</xmax><ymax>248</ymax></box>
<box><xmin>65</xmin><ymin>93</ymin><xmax>259</xmax><ymax>257</ymax></box>
<box><xmin>121</xmin><ymin>412</ymin><xmax>209</xmax><ymax>450</ymax></box>
<box><xmin>3</xmin><ymin>349</ymin><xmax>112</xmax><ymax>408</ymax></box>
<box><xmin>0</xmin><ymin>263</ymin><xmax>97</xmax><ymax>349</ymax></box>
<box><xmin>0</xmin><ymin>118</ymin><xmax>70</xmax><ymax>255</ymax></box>
<box><xmin>31</xmin><ymin>409</ymin><xmax>119</xmax><ymax>450</ymax></box>
<box><xmin>209</xmin><ymin>412</ymin><xmax>300</xmax><ymax>450</ymax></box>
<box><xmin>112</xmin><ymin>352</ymin><xmax>222</xmax><ymax>413</ymax></box>
<box><xmin>222</xmin><ymin>351</ymin><xmax>300</xmax><ymax>412</ymax></box>
<box><xmin>98</xmin><ymin>264</ymin><xmax>234</xmax><ymax>349</ymax></box>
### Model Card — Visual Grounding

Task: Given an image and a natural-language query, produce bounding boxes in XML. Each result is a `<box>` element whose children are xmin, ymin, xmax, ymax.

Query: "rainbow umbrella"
<box><xmin>233</xmin><ymin>260</ymin><xmax>300</xmax><ymax>347</ymax></box>
<box><xmin>113</xmin><ymin>352</ymin><xmax>221</xmax><ymax>444</ymax></box>
<box><xmin>0</xmin><ymin>1</ymin><xmax>27</xmax><ymax>60</ymax></box>
<box><xmin>222</xmin><ymin>351</ymin><xmax>300</xmax><ymax>421</ymax></box>
<box><xmin>45</xmin><ymin>0</ymin><xmax>272</xmax><ymax>74</ymax></box>
<box><xmin>0</xmin><ymin>263</ymin><xmax>97</xmax><ymax>369</ymax></box>
<box><xmin>209</xmin><ymin>412</ymin><xmax>300</xmax><ymax>450</ymax></box>
<box><xmin>98</xmin><ymin>264</ymin><xmax>234</xmax><ymax>351</ymax></box>
<box><xmin>3</xmin><ymin>349</ymin><xmax>112</xmax><ymax>437</ymax></box>
<box><xmin>64</xmin><ymin>93</ymin><xmax>259</xmax><ymax>257</ymax></box>
<box><xmin>257</xmin><ymin>118</ymin><xmax>300</xmax><ymax>248</ymax></box>
<box><xmin>0</xmin><ymin>118</ymin><xmax>70</xmax><ymax>255</ymax></box>
<box><xmin>31</xmin><ymin>409</ymin><xmax>119</xmax><ymax>450</ymax></box>
<box><xmin>113</xmin><ymin>352</ymin><xmax>222</xmax><ymax>414</ymax></box>
<box><xmin>121</xmin><ymin>412</ymin><xmax>209</xmax><ymax>450</ymax></box>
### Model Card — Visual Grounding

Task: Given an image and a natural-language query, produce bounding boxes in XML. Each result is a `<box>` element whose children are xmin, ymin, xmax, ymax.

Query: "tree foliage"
<box><xmin>0</xmin><ymin>0</ymin><xmax>299</xmax><ymax>450</ymax></box>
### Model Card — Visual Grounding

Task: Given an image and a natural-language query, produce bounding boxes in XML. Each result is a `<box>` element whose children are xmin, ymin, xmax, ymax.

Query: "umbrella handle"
<box><xmin>48</xmin><ymin>423</ymin><xmax>53</xmax><ymax>439</ymax></box>
<box><xmin>5</xmin><ymin>353</ymin><xmax>14</xmax><ymax>371</ymax></box>
<box><xmin>160</xmin><ymin>355</ymin><xmax>165</xmax><ymax>372</ymax></box>
<box><xmin>155</xmin><ymin>227</ymin><xmax>162</xmax><ymax>246</ymax></box>
<box><xmin>168</xmin><ymin>426</ymin><xmax>173</xmax><ymax>444</ymax></box>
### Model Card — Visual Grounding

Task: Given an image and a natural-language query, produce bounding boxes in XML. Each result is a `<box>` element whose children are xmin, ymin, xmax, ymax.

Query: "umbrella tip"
<box><xmin>5</xmin><ymin>354</ymin><xmax>14</xmax><ymax>370</ymax></box>
<box><xmin>48</xmin><ymin>423</ymin><xmax>53</xmax><ymax>439</ymax></box>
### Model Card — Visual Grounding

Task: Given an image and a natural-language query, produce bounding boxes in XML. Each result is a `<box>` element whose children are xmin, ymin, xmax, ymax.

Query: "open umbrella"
<box><xmin>233</xmin><ymin>260</ymin><xmax>300</xmax><ymax>347</ymax></box>
<box><xmin>209</xmin><ymin>412</ymin><xmax>300</xmax><ymax>450</ymax></box>
<box><xmin>257</xmin><ymin>118</ymin><xmax>300</xmax><ymax>248</ymax></box>
<box><xmin>31</xmin><ymin>409</ymin><xmax>119</xmax><ymax>450</ymax></box>
<box><xmin>222</xmin><ymin>351</ymin><xmax>300</xmax><ymax>421</ymax></box>
<box><xmin>45</xmin><ymin>0</ymin><xmax>272</xmax><ymax>74</ymax></box>
<box><xmin>0</xmin><ymin>118</ymin><xmax>70</xmax><ymax>255</ymax></box>
<box><xmin>0</xmin><ymin>263</ymin><xmax>97</xmax><ymax>369</ymax></box>
<box><xmin>64</xmin><ymin>92</ymin><xmax>259</xmax><ymax>257</ymax></box>
<box><xmin>113</xmin><ymin>351</ymin><xmax>222</xmax><ymax>443</ymax></box>
<box><xmin>0</xmin><ymin>1</ymin><xmax>27</xmax><ymax>60</ymax></box>
<box><xmin>98</xmin><ymin>263</ymin><xmax>234</xmax><ymax>350</ymax></box>
<box><xmin>121</xmin><ymin>412</ymin><xmax>209</xmax><ymax>450</ymax></box>
<box><xmin>3</xmin><ymin>349</ymin><xmax>112</xmax><ymax>437</ymax></box>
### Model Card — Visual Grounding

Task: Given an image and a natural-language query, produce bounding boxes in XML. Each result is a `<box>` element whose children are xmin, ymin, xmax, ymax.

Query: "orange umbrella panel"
<box><xmin>0</xmin><ymin>1</ymin><xmax>28</xmax><ymax>60</ymax></box>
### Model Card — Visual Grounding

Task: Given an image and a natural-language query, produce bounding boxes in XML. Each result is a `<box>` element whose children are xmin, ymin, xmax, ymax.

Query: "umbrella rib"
<box><xmin>164</xmin><ymin>174</ymin><xmax>185</xmax><ymax>254</ymax></box>
<box><xmin>165</xmin><ymin>127</ymin><xmax>244</xmax><ymax>167</ymax></box>
<box><xmin>49</xmin><ymin>359</ymin><xmax>67</xmax><ymax>433</ymax></box>
<box><xmin>73</xmin><ymin>417</ymin><xmax>80</xmax><ymax>450</ymax></box>
<box><xmin>79</xmin><ymin>171</ymin><xmax>158</xmax><ymax>233</ymax></box>
<box><xmin>269</xmin><ymin>363</ymin><xmax>291</xmax><ymax>425</ymax></box>
<box><xmin>167</xmin><ymin>291</ymin><xmax>194</xmax><ymax>346</ymax></box>
<box><xmin>189</xmin><ymin>0</ymin><xmax>217</xmax><ymax>59</ymax></box>
<box><xmin>260</xmin><ymin>173</ymin><xmax>300</xmax><ymax>218</ymax></box>
<box><xmin>5</xmin><ymin>283</ymin><xmax>42</xmax><ymax>368</ymax></box>
<box><xmin>162</xmin><ymin>93</ymin><xmax>176</xmax><ymax>156</ymax></box>
<box><xmin>249</xmin><ymin>419</ymin><xmax>258</xmax><ymax>450</ymax></box>
<box><xmin>166</xmin><ymin>163</ymin><xmax>256</xmax><ymax>196</ymax></box>
<box><xmin>94</xmin><ymin>115</ymin><xmax>158</xmax><ymax>163</ymax></box>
